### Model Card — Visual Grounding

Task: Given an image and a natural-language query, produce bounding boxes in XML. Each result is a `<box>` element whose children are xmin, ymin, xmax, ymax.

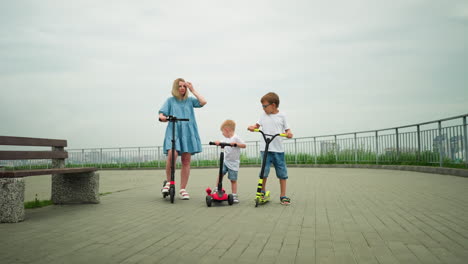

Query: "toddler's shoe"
<box><xmin>233</xmin><ymin>193</ymin><xmax>239</xmax><ymax>203</ymax></box>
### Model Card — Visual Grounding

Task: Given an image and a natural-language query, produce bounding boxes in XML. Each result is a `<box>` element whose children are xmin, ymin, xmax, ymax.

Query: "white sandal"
<box><xmin>179</xmin><ymin>189</ymin><xmax>190</xmax><ymax>200</ymax></box>
<box><xmin>161</xmin><ymin>182</ymin><xmax>170</xmax><ymax>194</ymax></box>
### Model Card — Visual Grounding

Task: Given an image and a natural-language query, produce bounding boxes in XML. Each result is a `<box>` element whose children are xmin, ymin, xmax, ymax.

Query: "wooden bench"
<box><xmin>0</xmin><ymin>136</ymin><xmax>99</xmax><ymax>223</ymax></box>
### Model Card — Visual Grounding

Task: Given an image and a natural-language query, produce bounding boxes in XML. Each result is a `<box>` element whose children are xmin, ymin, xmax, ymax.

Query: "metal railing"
<box><xmin>2</xmin><ymin>114</ymin><xmax>467</xmax><ymax>169</ymax></box>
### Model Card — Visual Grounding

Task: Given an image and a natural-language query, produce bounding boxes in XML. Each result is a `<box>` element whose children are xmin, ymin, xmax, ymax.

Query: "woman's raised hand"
<box><xmin>185</xmin><ymin>82</ymin><xmax>194</xmax><ymax>92</ymax></box>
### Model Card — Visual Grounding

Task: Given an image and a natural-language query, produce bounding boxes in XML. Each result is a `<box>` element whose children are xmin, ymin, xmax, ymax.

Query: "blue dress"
<box><xmin>159</xmin><ymin>96</ymin><xmax>204</xmax><ymax>155</ymax></box>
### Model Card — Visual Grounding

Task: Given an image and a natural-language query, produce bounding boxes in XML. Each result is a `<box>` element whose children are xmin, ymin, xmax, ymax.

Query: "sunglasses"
<box><xmin>262</xmin><ymin>103</ymin><xmax>271</xmax><ymax>108</ymax></box>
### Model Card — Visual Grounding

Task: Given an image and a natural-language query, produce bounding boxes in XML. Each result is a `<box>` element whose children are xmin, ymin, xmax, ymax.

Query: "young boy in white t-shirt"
<box><xmin>248</xmin><ymin>92</ymin><xmax>293</xmax><ymax>205</ymax></box>
<box><xmin>213</xmin><ymin>120</ymin><xmax>246</xmax><ymax>203</ymax></box>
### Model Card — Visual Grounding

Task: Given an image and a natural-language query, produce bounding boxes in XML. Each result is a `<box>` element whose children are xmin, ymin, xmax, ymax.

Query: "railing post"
<box><xmin>294</xmin><ymin>138</ymin><xmax>298</xmax><ymax>164</ymax></box>
<box><xmin>100</xmin><ymin>148</ymin><xmax>103</xmax><ymax>169</ymax></box>
<box><xmin>354</xmin><ymin>133</ymin><xmax>357</xmax><ymax>164</ymax></box>
<box><xmin>396</xmin><ymin>128</ymin><xmax>400</xmax><ymax>162</ymax></box>
<box><xmin>375</xmin><ymin>131</ymin><xmax>379</xmax><ymax>164</ymax></box>
<box><xmin>417</xmin><ymin>125</ymin><xmax>421</xmax><ymax>163</ymax></box>
<box><xmin>334</xmin><ymin>135</ymin><xmax>338</xmax><ymax>162</ymax></box>
<box><xmin>138</xmin><ymin>147</ymin><xmax>141</xmax><ymax>168</ymax></box>
<box><xmin>438</xmin><ymin>121</ymin><xmax>443</xmax><ymax>167</ymax></box>
<box><xmin>157</xmin><ymin>146</ymin><xmax>161</xmax><ymax>168</ymax></box>
<box><xmin>463</xmin><ymin>116</ymin><xmax>468</xmax><ymax>168</ymax></box>
<box><xmin>313</xmin><ymin>137</ymin><xmax>317</xmax><ymax>164</ymax></box>
<box><xmin>256</xmin><ymin>141</ymin><xmax>259</xmax><ymax>165</ymax></box>
<box><xmin>119</xmin><ymin>148</ymin><xmax>122</xmax><ymax>168</ymax></box>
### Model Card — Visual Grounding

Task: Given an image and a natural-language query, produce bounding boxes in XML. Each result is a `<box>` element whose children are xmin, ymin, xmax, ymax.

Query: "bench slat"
<box><xmin>0</xmin><ymin>167</ymin><xmax>97</xmax><ymax>178</ymax></box>
<box><xmin>0</xmin><ymin>151</ymin><xmax>68</xmax><ymax>160</ymax></box>
<box><xmin>0</xmin><ymin>136</ymin><xmax>67</xmax><ymax>147</ymax></box>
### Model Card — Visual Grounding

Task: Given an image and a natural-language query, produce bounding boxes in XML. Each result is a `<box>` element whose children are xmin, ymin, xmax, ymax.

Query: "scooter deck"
<box><xmin>255</xmin><ymin>191</ymin><xmax>270</xmax><ymax>205</ymax></box>
<box><xmin>206</xmin><ymin>187</ymin><xmax>234</xmax><ymax>207</ymax></box>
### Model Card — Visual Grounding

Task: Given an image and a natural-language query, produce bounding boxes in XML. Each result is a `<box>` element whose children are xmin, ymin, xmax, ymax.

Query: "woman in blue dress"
<box><xmin>158</xmin><ymin>78</ymin><xmax>207</xmax><ymax>200</ymax></box>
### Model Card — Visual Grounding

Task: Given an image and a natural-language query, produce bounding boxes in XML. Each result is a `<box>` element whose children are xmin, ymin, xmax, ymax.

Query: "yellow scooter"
<box><xmin>251</xmin><ymin>129</ymin><xmax>286</xmax><ymax>207</ymax></box>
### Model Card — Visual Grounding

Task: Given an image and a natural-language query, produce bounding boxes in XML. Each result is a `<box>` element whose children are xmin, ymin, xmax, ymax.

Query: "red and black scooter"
<box><xmin>159</xmin><ymin>115</ymin><xmax>189</xmax><ymax>203</ymax></box>
<box><xmin>205</xmin><ymin>142</ymin><xmax>237</xmax><ymax>207</ymax></box>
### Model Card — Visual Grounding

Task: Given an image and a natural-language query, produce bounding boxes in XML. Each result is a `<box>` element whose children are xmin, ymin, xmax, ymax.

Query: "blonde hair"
<box><xmin>261</xmin><ymin>92</ymin><xmax>280</xmax><ymax>107</ymax></box>
<box><xmin>221</xmin><ymin>120</ymin><xmax>236</xmax><ymax>131</ymax></box>
<box><xmin>172</xmin><ymin>78</ymin><xmax>189</xmax><ymax>100</ymax></box>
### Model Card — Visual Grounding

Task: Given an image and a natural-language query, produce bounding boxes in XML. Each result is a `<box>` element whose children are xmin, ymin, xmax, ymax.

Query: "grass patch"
<box><xmin>24</xmin><ymin>196</ymin><xmax>53</xmax><ymax>209</ymax></box>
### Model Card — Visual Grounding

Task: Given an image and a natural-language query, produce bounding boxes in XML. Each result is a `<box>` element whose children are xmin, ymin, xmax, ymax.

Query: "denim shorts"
<box><xmin>222</xmin><ymin>164</ymin><xmax>238</xmax><ymax>181</ymax></box>
<box><xmin>259</xmin><ymin>151</ymin><xmax>288</xmax><ymax>180</ymax></box>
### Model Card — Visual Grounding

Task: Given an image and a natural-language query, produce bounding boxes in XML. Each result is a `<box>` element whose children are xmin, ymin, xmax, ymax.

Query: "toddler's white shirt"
<box><xmin>221</xmin><ymin>134</ymin><xmax>245</xmax><ymax>171</ymax></box>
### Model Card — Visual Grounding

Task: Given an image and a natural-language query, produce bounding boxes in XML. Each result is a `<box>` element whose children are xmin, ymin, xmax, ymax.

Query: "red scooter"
<box><xmin>205</xmin><ymin>142</ymin><xmax>237</xmax><ymax>207</ymax></box>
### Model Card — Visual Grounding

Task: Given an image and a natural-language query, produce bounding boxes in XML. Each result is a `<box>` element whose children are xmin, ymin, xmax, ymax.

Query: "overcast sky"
<box><xmin>1</xmin><ymin>0</ymin><xmax>467</xmax><ymax>149</ymax></box>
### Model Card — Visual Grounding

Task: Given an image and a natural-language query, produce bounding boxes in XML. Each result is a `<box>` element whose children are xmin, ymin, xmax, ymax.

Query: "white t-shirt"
<box><xmin>221</xmin><ymin>134</ymin><xmax>245</xmax><ymax>171</ymax></box>
<box><xmin>257</xmin><ymin>111</ymin><xmax>290</xmax><ymax>152</ymax></box>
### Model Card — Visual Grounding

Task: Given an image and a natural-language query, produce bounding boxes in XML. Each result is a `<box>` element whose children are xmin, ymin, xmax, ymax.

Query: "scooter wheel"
<box><xmin>206</xmin><ymin>195</ymin><xmax>213</xmax><ymax>207</ymax></box>
<box><xmin>228</xmin><ymin>194</ymin><xmax>234</xmax><ymax>205</ymax></box>
<box><xmin>169</xmin><ymin>186</ymin><xmax>175</xmax><ymax>203</ymax></box>
<box><xmin>255</xmin><ymin>197</ymin><xmax>260</xmax><ymax>207</ymax></box>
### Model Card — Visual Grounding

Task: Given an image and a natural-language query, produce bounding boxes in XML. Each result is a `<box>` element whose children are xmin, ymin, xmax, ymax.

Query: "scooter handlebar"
<box><xmin>159</xmin><ymin>115</ymin><xmax>190</xmax><ymax>122</ymax></box>
<box><xmin>209</xmin><ymin>142</ymin><xmax>238</xmax><ymax>147</ymax></box>
<box><xmin>252</xmin><ymin>129</ymin><xmax>287</xmax><ymax>137</ymax></box>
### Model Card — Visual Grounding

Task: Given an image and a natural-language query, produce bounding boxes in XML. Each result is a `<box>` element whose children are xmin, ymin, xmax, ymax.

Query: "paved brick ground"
<box><xmin>1</xmin><ymin>168</ymin><xmax>467</xmax><ymax>264</ymax></box>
